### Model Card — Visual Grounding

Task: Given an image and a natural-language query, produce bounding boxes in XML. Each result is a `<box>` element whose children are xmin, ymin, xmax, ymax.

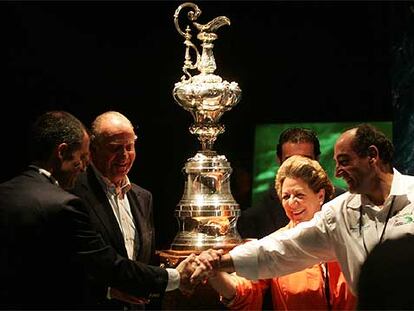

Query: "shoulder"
<box><xmin>400</xmin><ymin>172</ymin><xmax>414</xmax><ymax>185</ymax></box>
<box><xmin>73</xmin><ymin>167</ymin><xmax>97</xmax><ymax>189</ymax></box>
<box><xmin>333</xmin><ymin>186</ymin><xmax>346</xmax><ymax>197</ymax></box>
<box><xmin>323</xmin><ymin>191</ymin><xmax>352</xmax><ymax>208</ymax></box>
<box><xmin>128</xmin><ymin>183</ymin><xmax>152</xmax><ymax>208</ymax></box>
<box><xmin>2</xmin><ymin>174</ymin><xmax>83</xmax><ymax>213</ymax></box>
<box><xmin>319</xmin><ymin>192</ymin><xmax>355</xmax><ymax>226</ymax></box>
<box><xmin>130</xmin><ymin>183</ymin><xmax>152</xmax><ymax>201</ymax></box>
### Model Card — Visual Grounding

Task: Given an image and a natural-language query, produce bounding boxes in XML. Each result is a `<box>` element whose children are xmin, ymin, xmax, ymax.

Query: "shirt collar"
<box><xmin>347</xmin><ymin>168</ymin><xmax>403</xmax><ymax>209</ymax></box>
<box><xmin>92</xmin><ymin>164</ymin><xmax>132</xmax><ymax>198</ymax></box>
<box><xmin>389</xmin><ymin>168</ymin><xmax>405</xmax><ymax>196</ymax></box>
<box><xmin>29</xmin><ymin>164</ymin><xmax>60</xmax><ymax>187</ymax></box>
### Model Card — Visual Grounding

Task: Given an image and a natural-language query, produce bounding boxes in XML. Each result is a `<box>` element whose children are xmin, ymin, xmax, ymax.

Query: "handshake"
<box><xmin>176</xmin><ymin>248</ymin><xmax>231</xmax><ymax>295</ymax></box>
<box><xmin>110</xmin><ymin>248</ymin><xmax>235</xmax><ymax>305</ymax></box>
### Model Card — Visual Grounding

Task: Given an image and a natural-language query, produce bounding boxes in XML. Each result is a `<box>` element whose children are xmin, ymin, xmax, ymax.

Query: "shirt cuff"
<box><xmin>230</xmin><ymin>240</ymin><xmax>259</xmax><ymax>280</ymax></box>
<box><xmin>166</xmin><ymin>268</ymin><xmax>180</xmax><ymax>291</ymax></box>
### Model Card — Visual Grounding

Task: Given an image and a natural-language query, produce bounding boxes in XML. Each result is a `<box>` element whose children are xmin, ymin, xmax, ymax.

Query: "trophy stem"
<box><xmin>171</xmin><ymin>2</ymin><xmax>242</xmax><ymax>252</ymax></box>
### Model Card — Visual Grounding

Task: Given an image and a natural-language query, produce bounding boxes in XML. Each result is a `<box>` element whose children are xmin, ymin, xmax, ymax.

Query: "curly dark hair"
<box><xmin>352</xmin><ymin>124</ymin><xmax>394</xmax><ymax>165</ymax></box>
<box><xmin>276</xmin><ymin>128</ymin><xmax>321</xmax><ymax>160</ymax></box>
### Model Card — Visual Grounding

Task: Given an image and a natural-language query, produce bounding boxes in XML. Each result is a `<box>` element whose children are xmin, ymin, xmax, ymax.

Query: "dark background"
<box><xmin>3</xmin><ymin>1</ymin><xmax>410</xmax><ymax>249</ymax></box>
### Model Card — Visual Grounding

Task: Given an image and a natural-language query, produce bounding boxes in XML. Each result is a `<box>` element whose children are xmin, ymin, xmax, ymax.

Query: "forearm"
<box><xmin>208</xmin><ymin>272</ymin><xmax>236</xmax><ymax>300</ymax></box>
<box><xmin>217</xmin><ymin>253</ymin><xmax>235</xmax><ymax>273</ymax></box>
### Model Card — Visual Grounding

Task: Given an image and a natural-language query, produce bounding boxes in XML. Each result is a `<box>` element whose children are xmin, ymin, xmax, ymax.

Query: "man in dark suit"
<box><xmin>237</xmin><ymin>127</ymin><xmax>345</xmax><ymax>239</ymax></box>
<box><xmin>71</xmin><ymin>111</ymin><xmax>158</xmax><ymax>309</ymax></box>
<box><xmin>0</xmin><ymin>111</ymin><xmax>196</xmax><ymax>309</ymax></box>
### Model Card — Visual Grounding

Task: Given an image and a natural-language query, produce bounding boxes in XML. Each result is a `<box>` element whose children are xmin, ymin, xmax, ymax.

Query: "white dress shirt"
<box><xmin>230</xmin><ymin>169</ymin><xmax>414</xmax><ymax>294</ymax></box>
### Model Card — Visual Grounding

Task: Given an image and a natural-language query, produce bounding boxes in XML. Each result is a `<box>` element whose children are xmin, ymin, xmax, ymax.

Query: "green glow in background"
<box><xmin>252</xmin><ymin>122</ymin><xmax>393</xmax><ymax>205</ymax></box>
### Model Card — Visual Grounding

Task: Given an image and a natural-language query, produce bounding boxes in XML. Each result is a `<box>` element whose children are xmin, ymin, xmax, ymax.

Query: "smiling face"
<box><xmin>334</xmin><ymin>130</ymin><xmax>373</xmax><ymax>194</ymax></box>
<box><xmin>280</xmin><ymin>176</ymin><xmax>324</xmax><ymax>225</ymax></box>
<box><xmin>91</xmin><ymin>113</ymin><xmax>136</xmax><ymax>186</ymax></box>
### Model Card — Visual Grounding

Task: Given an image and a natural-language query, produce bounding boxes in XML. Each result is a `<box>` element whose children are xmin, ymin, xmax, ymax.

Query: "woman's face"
<box><xmin>280</xmin><ymin>177</ymin><xmax>325</xmax><ymax>225</ymax></box>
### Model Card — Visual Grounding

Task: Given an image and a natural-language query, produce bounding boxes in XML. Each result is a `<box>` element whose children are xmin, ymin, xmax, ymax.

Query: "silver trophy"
<box><xmin>170</xmin><ymin>2</ymin><xmax>242</xmax><ymax>253</ymax></box>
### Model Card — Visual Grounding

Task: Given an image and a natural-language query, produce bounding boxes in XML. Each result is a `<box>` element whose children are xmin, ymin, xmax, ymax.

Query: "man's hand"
<box><xmin>190</xmin><ymin>249</ymin><xmax>224</xmax><ymax>284</ymax></box>
<box><xmin>176</xmin><ymin>253</ymin><xmax>198</xmax><ymax>296</ymax></box>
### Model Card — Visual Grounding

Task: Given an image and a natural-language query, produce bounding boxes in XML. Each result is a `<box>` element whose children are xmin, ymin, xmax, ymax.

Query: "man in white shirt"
<box><xmin>193</xmin><ymin>123</ymin><xmax>414</xmax><ymax>295</ymax></box>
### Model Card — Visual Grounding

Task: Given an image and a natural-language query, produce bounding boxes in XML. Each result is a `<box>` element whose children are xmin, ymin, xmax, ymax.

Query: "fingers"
<box><xmin>177</xmin><ymin>253</ymin><xmax>199</xmax><ymax>295</ymax></box>
<box><xmin>197</xmin><ymin>248</ymin><xmax>223</xmax><ymax>270</ymax></box>
<box><xmin>190</xmin><ymin>263</ymin><xmax>209</xmax><ymax>284</ymax></box>
<box><xmin>176</xmin><ymin>253</ymin><xmax>196</xmax><ymax>275</ymax></box>
<box><xmin>189</xmin><ymin>248</ymin><xmax>224</xmax><ymax>284</ymax></box>
<box><xmin>177</xmin><ymin>249</ymin><xmax>225</xmax><ymax>294</ymax></box>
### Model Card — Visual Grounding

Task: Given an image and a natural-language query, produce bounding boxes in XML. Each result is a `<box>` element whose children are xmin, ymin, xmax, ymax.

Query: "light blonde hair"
<box><xmin>275</xmin><ymin>155</ymin><xmax>334</xmax><ymax>202</ymax></box>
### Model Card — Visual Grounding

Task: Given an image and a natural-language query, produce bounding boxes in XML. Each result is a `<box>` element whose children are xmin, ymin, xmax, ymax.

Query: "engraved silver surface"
<box><xmin>171</xmin><ymin>3</ymin><xmax>242</xmax><ymax>251</ymax></box>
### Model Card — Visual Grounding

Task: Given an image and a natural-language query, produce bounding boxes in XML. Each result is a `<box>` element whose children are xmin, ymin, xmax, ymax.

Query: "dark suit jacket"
<box><xmin>71</xmin><ymin>167</ymin><xmax>157</xmax><ymax>309</ymax></box>
<box><xmin>0</xmin><ymin>167</ymin><xmax>168</xmax><ymax>309</ymax></box>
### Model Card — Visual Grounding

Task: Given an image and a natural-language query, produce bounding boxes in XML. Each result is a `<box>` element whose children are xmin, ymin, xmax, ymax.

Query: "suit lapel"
<box><xmin>84</xmin><ymin>168</ymin><xmax>128</xmax><ymax>257</ymax></box>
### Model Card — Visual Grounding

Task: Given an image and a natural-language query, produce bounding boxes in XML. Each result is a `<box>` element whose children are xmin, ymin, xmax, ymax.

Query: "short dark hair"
<box><xmin>276</xmin><ymin>128</ymin><xmax>320</xmax><ymax>160</ymax></box>
<box><xmin>352</xmin><ymin>124</ymin><xmax>394</xmax><ymax>165</ymax></box>
<box><xmin>30</xmin><ymin>111</ymin><xmax>86</xmax><ymax>162</ymax></box>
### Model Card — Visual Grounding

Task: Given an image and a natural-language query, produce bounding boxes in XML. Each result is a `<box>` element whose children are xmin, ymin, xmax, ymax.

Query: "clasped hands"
<box><xmin>176</xmin><ymin>248</ymin><xmax>224</xmax><ymax>295</ymax></box>
<box><xmin>110</xmin><ymin>249</ymin><xmax>225</xmax><ymax>304</ymax></box>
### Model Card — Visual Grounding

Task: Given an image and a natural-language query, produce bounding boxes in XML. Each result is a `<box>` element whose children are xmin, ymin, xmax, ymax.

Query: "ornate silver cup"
<box><xmin>170</xmin><ymin>2</ymin><xmax>242</xmax><ymax>252</ymax></box>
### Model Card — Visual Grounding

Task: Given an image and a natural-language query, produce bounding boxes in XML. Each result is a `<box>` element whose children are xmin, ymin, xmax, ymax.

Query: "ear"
<box><xmin>367</xmin><ymin>145</ymin><xmax>379</xmax><ymax>165</ymax></box>
<box><xmin>56</xmin><ymin>143</ymin><xmax>69</xmax><ymax>161</ymax></box>
<box><xmin>317</xmin><ymin>188</ymin><xmax>325</xmax><ymax>205</ymax></box>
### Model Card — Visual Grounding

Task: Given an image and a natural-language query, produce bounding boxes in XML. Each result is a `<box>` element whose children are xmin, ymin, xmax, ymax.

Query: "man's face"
<box><xmin>334</xmin><ymin>131</ymin><xmax>373</xmax><ymax>194</ymax></box>
<box><xmin>279</xmin><ymin>142</ymin><xmax>315</xmax><ymax>164</ymax></box>
<box><xmin>92</xmin><ymin>125</ymin><xmax>136</xmax><ymax>186</ymax></box>
<box><xmin>59</xmin><ymin>132</ymin><xmax>90</xmax><ymax>190</ymax></box>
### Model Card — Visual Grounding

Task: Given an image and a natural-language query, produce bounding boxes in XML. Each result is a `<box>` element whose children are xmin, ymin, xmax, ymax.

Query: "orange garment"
<box><xmin>229</xmin><ymin>223</ymin><xmax>356</xmax><ymax>310</ymax></box>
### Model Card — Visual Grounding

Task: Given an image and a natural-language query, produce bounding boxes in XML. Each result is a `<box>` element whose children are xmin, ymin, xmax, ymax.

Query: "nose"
<box><xmin>335</xmin><ymin>164</ymin><xmax>342</xmax><ymax>178</ymax></box>
<box><xmin>79</xmin><ymin>158</ymin><xmax>89</xmax><ymax>173</ymax></box>
<box><xmin>116</xmin><ymin>146</ymin><xmax>130</xmax><ymax>158</ymax></box>
<box><xmin>286</xmin><ymin>195</ymin><xmax>298</xmax><ymax>206</ymax></box>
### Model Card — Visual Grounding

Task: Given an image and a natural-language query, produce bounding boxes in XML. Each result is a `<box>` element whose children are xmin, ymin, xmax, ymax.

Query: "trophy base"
<box><xmin>157</xmin><ymin>245</ymin><xmax>236</xmax><ymax>268</ymax></box>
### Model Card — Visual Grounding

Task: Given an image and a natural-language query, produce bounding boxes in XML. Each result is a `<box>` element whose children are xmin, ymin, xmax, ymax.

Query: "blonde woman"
<box><xmin>208</xmin><ymin>155</ymin><xmax>356</xmax><ymax>310</ymax></box>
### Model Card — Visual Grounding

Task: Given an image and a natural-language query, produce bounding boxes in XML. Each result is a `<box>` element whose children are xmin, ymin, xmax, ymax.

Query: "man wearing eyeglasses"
<box><xmin>72</xmin><ymin>111</ymin><xmax>156</xmax><ymax>310</ymax></box>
